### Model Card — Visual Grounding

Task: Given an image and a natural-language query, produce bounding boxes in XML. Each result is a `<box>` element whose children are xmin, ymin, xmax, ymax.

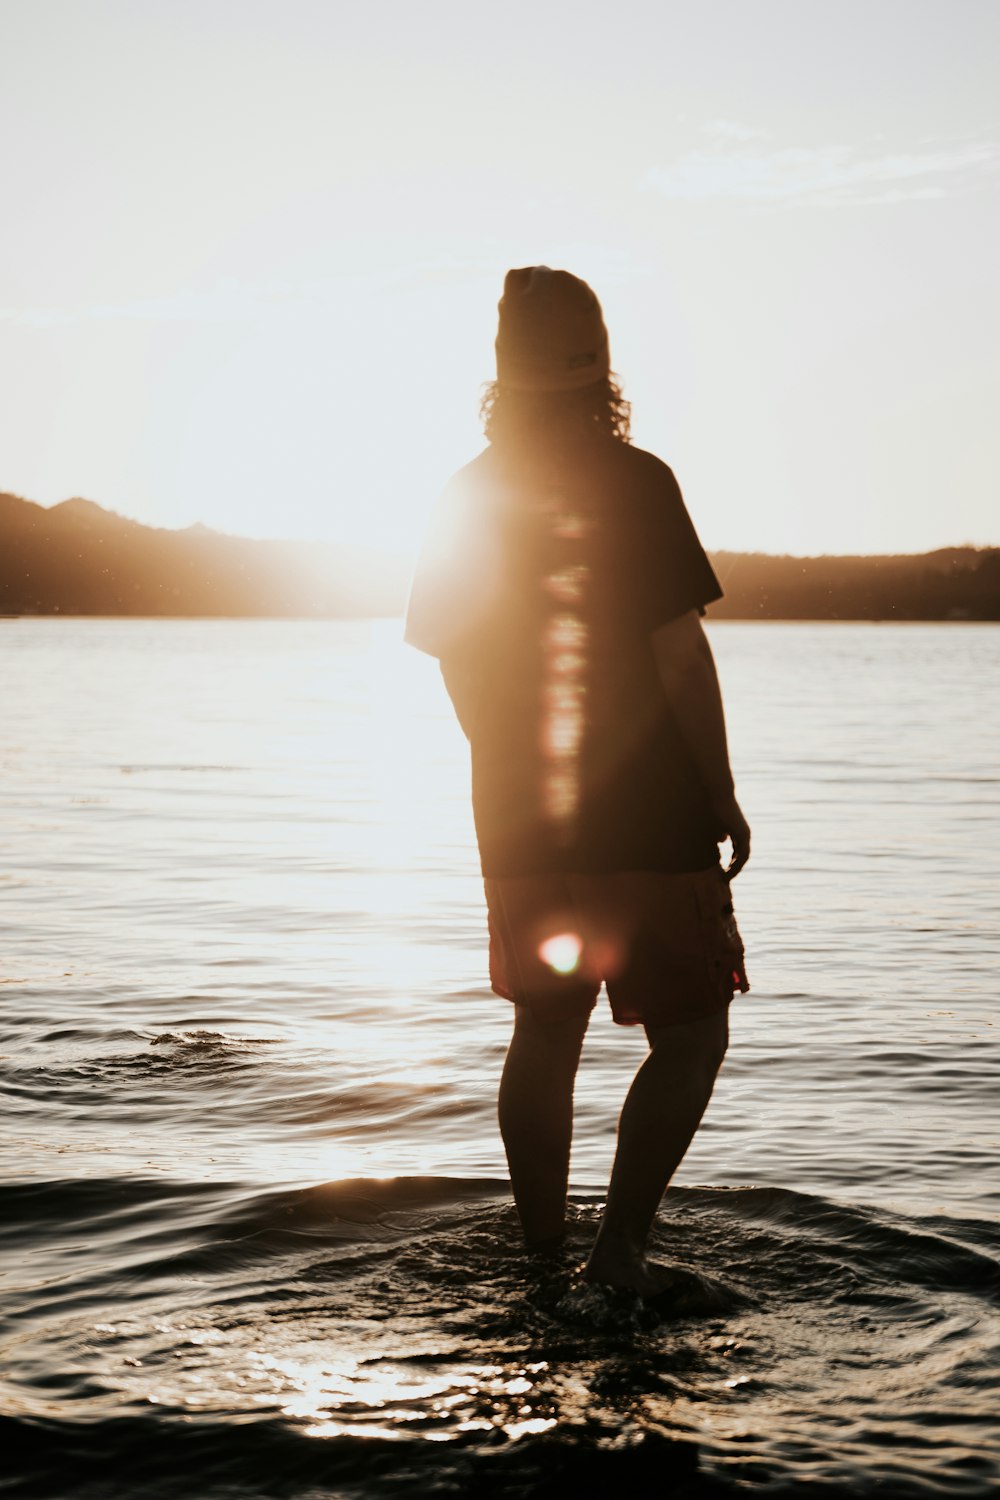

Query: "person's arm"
<box><xmin>651</xmin><ymin>609</ymin><xmax>751</xmax><ymax>878</ymax></box>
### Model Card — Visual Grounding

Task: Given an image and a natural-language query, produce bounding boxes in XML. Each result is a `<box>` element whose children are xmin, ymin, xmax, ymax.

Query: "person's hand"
<box><xmin>713</xmin><ymin>793</ymin><xmax>751</xmax><ymax>880</ymax></box>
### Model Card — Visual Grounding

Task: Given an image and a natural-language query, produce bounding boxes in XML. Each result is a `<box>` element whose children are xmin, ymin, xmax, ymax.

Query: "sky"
<box><xmin>2</xmin><ymin>0</ymin><xmax>998</xmax><ymax>558</ymax></box>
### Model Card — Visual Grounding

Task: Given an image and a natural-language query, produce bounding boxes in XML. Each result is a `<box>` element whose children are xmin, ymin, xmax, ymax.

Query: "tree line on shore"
<box><xmin>2</xmin><ymin>491</ymin><xmax>997</xmax><ymax>621</ymax></box>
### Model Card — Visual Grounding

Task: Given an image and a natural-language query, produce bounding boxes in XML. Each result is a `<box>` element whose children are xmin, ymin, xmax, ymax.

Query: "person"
<box><xmin>405</xmin><ymin>267</ymin><xmax>750</xmax><ymax>1294</ymax></box>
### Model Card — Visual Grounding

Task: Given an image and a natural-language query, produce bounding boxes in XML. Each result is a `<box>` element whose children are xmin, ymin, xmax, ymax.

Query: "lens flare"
<box><xmin>538</xmin><ymin>931</ymin><xmax>583</xmax><ymax>975</ymax></box>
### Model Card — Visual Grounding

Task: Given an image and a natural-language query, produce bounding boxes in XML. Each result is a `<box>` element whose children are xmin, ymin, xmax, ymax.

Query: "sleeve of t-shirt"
<box><xmin>404</xmin><ymin>472</ymin><xmax>496</xmax><ymax>659</ymax></box>
<box><xmin>633</xmin><ymin>462</ymin><xmax>723</xmax><ymax>632</ymax></box>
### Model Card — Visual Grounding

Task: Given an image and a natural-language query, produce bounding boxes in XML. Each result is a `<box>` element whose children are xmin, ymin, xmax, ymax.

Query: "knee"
<box><xmin>693</xmin><ymin>1011</ymin><xmax>729</xmax><ymax>1079</ymax></box>
<box><xmin>513</xmin><ymin>1004</ymin><xmax>589</xmax><ymax>1044</ymax></box>
<box><xmin>702</xmin><ymin>1012</ymin><xmax>729</xmax><ymax>1074</ymax></box>
<box><xmin>648</xmin><ymin>1010</ymin><xmax>728</xmax><ymax>1078</ymax></box>
<box><xmin>509</xmin><ymin>1005</ymin><xmax>589</xmax><ymax>1073</ymax></box>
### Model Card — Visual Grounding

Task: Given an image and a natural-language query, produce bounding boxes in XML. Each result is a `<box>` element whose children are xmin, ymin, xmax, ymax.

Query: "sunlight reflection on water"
<box><xmin>2</xmin><ymin>618</ymin><xmax>999</xmax><ymax>1218</ymax></box>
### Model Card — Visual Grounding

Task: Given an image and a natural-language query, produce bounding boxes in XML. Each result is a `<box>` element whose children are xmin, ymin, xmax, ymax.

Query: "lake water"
<box><xmin>2</xmin><ymin>618</ymin><xmax>998</xmax><ymax>1498</ymax></box>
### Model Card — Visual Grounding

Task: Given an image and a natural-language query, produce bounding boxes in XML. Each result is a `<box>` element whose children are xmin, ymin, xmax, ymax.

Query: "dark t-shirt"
<box><xmin>405</xmin><ymin>435</ymin><xmax>723</xmax><ymax>877</ymax></box>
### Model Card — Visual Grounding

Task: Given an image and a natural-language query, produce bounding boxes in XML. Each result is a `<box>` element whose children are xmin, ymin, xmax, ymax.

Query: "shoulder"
<box><xmin>588</xmin><ymin>443</ymin><xmax>687</xmax><ymax>538</ymax></box>
<box><xmin>425</xmin><ymin>449</ymin><xmax>506</xmax><ymax>533</ymax></box>
<box><xmin>612</xmin><ymin>442</ymin><xmax>681</xmax><ymax>490</ymax></box>
<box><xmin>442</xmin><ymin>446</ymin><xmax>502</xmax><ymax>498</ymax></box>
<box><xmin>584</xmin><ymin>438</ymin><xmax>683</xmax><ymax>499</ymax></box>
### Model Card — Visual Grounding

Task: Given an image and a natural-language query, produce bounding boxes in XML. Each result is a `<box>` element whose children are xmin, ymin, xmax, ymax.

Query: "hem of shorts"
<box><xmin>482</xmin><ymin>856</ymin><xmax>725</xmax><ymax>880</ymax></box>
<box><xmin>609</xmin><ymin>984</ymin><xmax>744</xmax><ymax>1029</ymax></box>
<box><xmin>491</xmin><ymin>978</ymin><xmax>747</xmax><ymax>1027</ymax></box>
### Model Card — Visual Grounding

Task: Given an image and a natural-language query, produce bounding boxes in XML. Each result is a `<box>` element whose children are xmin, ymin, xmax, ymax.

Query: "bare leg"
<box><xmin>585</xmin><ymin>1009</ymin><xmax>729</xmax><ymax>1291</ymax></box>
<box><xmin>498</xmin><ymin>1004</ymin><xmax>590</xmax><ymax>1248</ymax></box>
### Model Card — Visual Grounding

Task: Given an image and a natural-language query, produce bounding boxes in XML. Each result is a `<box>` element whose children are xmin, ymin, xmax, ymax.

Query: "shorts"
<box><xmin>485</xmin><ymin>865</ymin><xmax>749</xmax><ymax>1028</ymax></box>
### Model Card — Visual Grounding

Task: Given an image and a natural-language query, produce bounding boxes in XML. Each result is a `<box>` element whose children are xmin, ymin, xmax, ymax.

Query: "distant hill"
<box><xmin>0</xmin><ymin>493</ymin><xmax>409</xmax><ymax>617</ymax></box>
<box><xmin>706</xmin><ymin>547</ymin><xmax>1000</xmax><ymax>621</ymax></box>
<box><xmin>1</xmin><ymin>491</ymin><xmax>998</xmax><ymax>620</ymax></box>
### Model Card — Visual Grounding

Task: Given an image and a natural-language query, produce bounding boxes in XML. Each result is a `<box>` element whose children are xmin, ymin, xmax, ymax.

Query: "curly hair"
<box><xmin>480</xmin><ymin>375</ymin><xmax>631</xmax><ymax>447</ymax></box>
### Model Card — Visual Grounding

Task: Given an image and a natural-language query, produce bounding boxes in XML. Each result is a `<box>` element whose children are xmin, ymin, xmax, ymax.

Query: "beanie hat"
<box><xmin>495</xmin><ymin>267</ymin><xmax>610</xmax><ymax>392</ymax></box>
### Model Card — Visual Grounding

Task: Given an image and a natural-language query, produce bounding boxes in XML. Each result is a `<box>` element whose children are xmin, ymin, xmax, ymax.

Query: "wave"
<box><xmin>2</xmin><ymin>1175</ymin><xmax>998</xmax><ymax>1291</ymax></box>
<box><xmin>0</xmin><ymin>1412</ymin><xmax>723</xmax><ymax>1500</ymax></box>
<box><xmin>0</xmin><ymin>1172</ymin><xmax>507</xmax><ymax>1237</ymax></box>
<box><xmin>2</xmin><ymin>1178</ymin><xmax>999</xmax><ymax>1497</ymax></box>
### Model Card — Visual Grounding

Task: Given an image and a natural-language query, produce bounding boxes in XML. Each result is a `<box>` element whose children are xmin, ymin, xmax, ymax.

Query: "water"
<box><xmin>2</xmin><ymin>618</ymin><xmax>998</xmax><ymax>1497</ymax></box>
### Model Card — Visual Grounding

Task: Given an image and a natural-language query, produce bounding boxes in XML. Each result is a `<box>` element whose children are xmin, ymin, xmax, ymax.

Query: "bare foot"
<box><xmin>583</xmin><ymin>1245</ymin><xmax>668</xmax><ymax>1297</ymax></box>
<box><xmin>524</xmin><ymin>1230</ymin><xmax>567</xmax><ymax>1259</ymax></box>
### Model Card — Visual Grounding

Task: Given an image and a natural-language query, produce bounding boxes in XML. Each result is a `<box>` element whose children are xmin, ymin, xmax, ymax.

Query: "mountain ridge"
<box><xmin>0</xmin><ymin>492</ymin><xmax>409</xmax><ymax>617</ymax></box>
<box><xmin>2</xmin><ymin>492</ymin><xmax>998</xmax><ymax>620</ymax></box>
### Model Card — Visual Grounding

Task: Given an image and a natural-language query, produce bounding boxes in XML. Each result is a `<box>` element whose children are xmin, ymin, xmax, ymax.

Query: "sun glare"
<box><xmin>538</xmin><ymin>931</ymin><xmax>583</xmax><ymax>976</ymax></box>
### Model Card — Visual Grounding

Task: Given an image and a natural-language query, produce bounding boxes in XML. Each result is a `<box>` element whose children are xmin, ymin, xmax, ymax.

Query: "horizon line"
<box><xmin>2</xmin><ymin>488</ymin><xmax>998</xmax><ymax>563</ymax></box>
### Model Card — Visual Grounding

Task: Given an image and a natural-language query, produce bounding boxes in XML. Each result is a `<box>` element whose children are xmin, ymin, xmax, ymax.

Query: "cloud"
<box><xmin>645</xmin><ymin>139</ymin><xmax>999</xmax><ymax>206</ymax></box>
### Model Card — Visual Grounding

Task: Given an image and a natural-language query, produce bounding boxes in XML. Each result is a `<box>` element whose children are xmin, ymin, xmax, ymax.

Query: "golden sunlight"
<box><xmin>537</xmin><ymin>931</ymin><xmax>583</xmax><ymax>976</ymax></box>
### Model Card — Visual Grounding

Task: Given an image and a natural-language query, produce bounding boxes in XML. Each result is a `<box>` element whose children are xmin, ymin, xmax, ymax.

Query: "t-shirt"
<box><xmin>405</xmin><ymin>435</ymin><xmax>723</xmax><ymax>877</ymax></box>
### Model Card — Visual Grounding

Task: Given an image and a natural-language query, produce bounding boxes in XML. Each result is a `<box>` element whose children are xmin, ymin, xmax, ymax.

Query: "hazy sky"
<box><xmin>2</xmin><ymin>0</ymin><xmax>997</xmax><ymax>556</ymax></box>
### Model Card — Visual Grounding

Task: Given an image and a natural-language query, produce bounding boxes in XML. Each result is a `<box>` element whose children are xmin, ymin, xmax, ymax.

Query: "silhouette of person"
<box><xmin>406</xmin><ymin>268</ymin><xmax>750</xmax><ymax>1292</ymax></box>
